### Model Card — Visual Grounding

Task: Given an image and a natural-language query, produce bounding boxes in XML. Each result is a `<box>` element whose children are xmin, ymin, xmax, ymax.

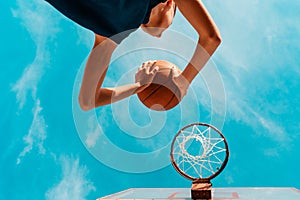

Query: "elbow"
<box><xmin>199</xmin><ymin>32</ymin><xmax>222</xmax><ymax>54</ymax></box>
<box><xmin>78</xmin><ymin>93</ymin><xmax>94</xmax><ymax>111</ymax></box>
<box><xmin>78</xmin><ymin>90</ymin><xmax>108</xmax><ymax>111</ymax></box>
<box><xmin>207</xmin><ymin>31</ymin><xmax>222</xmax><ymax>47</ymax></box>
<box><xmin>213</xmin><ymin>33</ymin><xmax>222</xmax><ymax>46</ymax></box>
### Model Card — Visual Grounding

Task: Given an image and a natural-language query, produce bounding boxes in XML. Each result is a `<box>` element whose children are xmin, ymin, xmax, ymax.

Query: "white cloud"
<box><xmin>252</xmin><ymin>111</ymin><xmax>287</xmax><ymax>142</ymax></box>
<box><xmin>224</xmin><ymin>173</ymin><xmax>234</xmax><ymax>185</ymax></box>
<box><xmin>17</xmin><ymin>99</ymin><xmax>47</xmax><ymax>164</ymax></box>
<box><xmin>12</xmin><ymin>49</ymin><xmax>47</xmax><ymax>109</ymax></box>
<box><xmin>227</xmin><ymin>94</ymin><xmax>291</xmax><ymax>143</ymax></box>
<box><xmin>11</xmin><ymin>0</ymin><xmax>59</xmax><ymax>45</ymax></box>
<box><xmin>76</xmin><ymin>27</ymin><xmax>94</xmax><ymax>48</ymax></box>
<box><xmin>12</xmin><ymin>0</ymin><xmax>60</xmax><ymax>162</ymax></box>
<box><xmin>46</xmin><ymin>156</ymin><xmax>96</xmax><ymax>200</ymax></box>
<box><xmin>263</xmin><ymin>148</ymin><xmax>279</xmax><ymax>158</ymax></box>
<box><xmin>11</xmin><ymin>0</ymin><xmax>59</xmax><ymax>109</ymax></box>
<box><xmin>205</xmin><ymin>1</ymin><xmax>300</xmax><ymax>143</ymax></box>
<box><xmin>85</xmin><ymin>115</ymin><xmax>103</xmax><ymax>148</ymax></box>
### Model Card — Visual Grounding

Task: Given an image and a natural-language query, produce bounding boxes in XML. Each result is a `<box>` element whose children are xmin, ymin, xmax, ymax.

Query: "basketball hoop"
<box><xmin>170</xmin><ymin>123</ymin><xmax>229</xmax><ymax>199</ymax></box>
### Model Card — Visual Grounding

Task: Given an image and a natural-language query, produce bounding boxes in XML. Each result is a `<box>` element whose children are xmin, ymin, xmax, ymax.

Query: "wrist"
<box><xmin>134</xmin><ymin>82</ymin><xmax>144</xmax><ymax>94</ymax></box>
<box><xmin>135</xmin><ymin>81</ymin><xmax>150</xmax><ymax>94</ymax></box>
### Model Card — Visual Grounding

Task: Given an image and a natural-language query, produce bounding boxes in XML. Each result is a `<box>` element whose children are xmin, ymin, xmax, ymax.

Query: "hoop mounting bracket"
<box><xmin>191</xmin><ymin>181</ymin><xmax>212</xmax><ymax>200</ymax></box>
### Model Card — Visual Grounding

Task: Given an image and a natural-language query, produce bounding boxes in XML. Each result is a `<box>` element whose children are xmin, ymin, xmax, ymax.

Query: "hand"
<box><xmin>170</xmin><ymin>67</ymin><xmax>190</xmax><ymax>100</ymax></box>
<box><xmin>135</xmin><ymin>60</ymin><xmax>159</xmax><ymax>92</ymax></box>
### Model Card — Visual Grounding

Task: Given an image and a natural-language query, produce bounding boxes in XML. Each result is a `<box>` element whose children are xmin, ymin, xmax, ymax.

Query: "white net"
<box><xmin>171</xmin><ymin>124</ymin><xmax>228</xmax><ymax>180</ymax></box>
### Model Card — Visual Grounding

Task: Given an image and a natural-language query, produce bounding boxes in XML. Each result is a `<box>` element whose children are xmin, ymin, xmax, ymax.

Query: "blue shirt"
<box><xmin>45</xmin><ymin>0</ymin><xmax>166</xmax><ymax>43</ymax></box>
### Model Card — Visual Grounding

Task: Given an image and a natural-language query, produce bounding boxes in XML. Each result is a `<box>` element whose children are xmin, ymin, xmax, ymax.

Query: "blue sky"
<box><xmin>1</xmin><ymin>0</ymin><xmax>300</xmax><ymax>199</ymax></box>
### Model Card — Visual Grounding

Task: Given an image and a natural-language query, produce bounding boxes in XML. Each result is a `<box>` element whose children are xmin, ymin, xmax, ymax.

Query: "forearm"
<box><xmin>181</xmin><ymin>37</ymin><xmax>221</xmax><ymax>83</ymax></box>
<box><xmin>94</xmin><ymin>82</ymin><xmax>144</xmax><ymax>107</ymax></box>
<box><xmin>92</xmin><ymin>61</ymin><xmax>158</xmax><ymax>109</ymax></box>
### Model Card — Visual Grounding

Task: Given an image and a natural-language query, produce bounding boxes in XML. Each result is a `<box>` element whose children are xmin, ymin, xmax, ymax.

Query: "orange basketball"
<box><xmin>137</xmin><ymin>60</ymin><xmax>182</xmax><ymax>111</ymax></box>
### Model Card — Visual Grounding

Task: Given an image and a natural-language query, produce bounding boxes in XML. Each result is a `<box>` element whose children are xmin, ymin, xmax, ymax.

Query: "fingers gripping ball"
<box><xmin>137</xmin><ymin>60</ymin><xmax>182</xmax><ymax>111</ymax></box>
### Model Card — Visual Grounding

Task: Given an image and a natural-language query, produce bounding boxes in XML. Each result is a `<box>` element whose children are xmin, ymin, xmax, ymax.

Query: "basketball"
<box><xmin>137</xmin><ymin>60</ymin><xmax>182</xmax><ymax>111</ymax></box>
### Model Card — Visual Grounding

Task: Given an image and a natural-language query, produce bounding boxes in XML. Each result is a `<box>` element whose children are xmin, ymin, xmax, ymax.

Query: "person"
<box><xmin>45</xmin><ymin>0</ymin><xmax>221</xmax><ymax>111</ymax></box>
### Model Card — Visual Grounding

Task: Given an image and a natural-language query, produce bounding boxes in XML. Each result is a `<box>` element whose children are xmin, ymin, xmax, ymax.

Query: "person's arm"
<box><xmin>78</xmin><ymin>35</ymin><xmax>157</xmax><ymax>111</ymax></box>
<box><xmin>172</xmin><ymin>0</ymin><xmax>221</xmax><ymax>93</ymax></box>
<box><xmin>93</xmin><ymin>61</ymin><xmax>158</xmax><ymax>108</ymax></box>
